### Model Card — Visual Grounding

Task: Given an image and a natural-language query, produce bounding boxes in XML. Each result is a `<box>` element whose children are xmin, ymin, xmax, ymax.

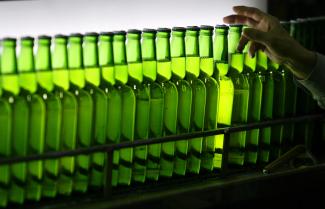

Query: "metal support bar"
<box><xmin>0</xmin><ymin>113</ymin><xmax>324</xmax><ymax>166</ymax></box>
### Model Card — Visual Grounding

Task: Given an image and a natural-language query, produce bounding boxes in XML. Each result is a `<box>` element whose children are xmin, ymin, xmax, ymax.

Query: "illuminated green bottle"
<box><xmin>242</xmin><ymin>31</ymin><xmax>262</xmax><ymax>165</ymax></box>
<box><xmin>141</xmin><ymin>29</ymin><xmax>164</xmax><ymax>181</ymax></box>
<box><xmin>17</xmin><ymin>37</ymin><xmax>46</xmax><ymax>201</ymax></box>
<box><xmin>126</xmin><ymin>29</ymin><xmax>150</xmax><ymax>183</ymax></box>
<box><xmin>171</xmin><ymin>27</ymin><xmax>192</xmax><ymax>176</ymax></box>
<box><xmin>198</xmin><ymin>25</ymin><xmax>219</xmax><ymax>171</ymax></box>
<box><xmin>228</xmin><ymin>25</ymin><xmax>249</xmax><ymax>167</ymax></box>
<box><xmin>52</xmin><ymin>35</ymin><xmax>78</xmax><ymax>196</ymax></box>
<box><xmin>185</xmin><ymin>26</ymin><xmax>206</xmax><ymax>174</ymax></box>
<box><xmin>156</xmin><ymin>28</ymin><xmax>178</xmax><ymax>178</ymax></box>
<box><xmin>1</xmin><ymin>38</ymin><xmax>28</xmax><ymax>204</ymax></box>
<box><xmin>0</xmin><ymin>43</ymin><xmax>13</xmax><ymax>208</ymax></box>
<box><xmin>35</xmin><ymin>36</ymin><xmax>62</xmax><ymax>198</ymax></box>
<box><xmin>82</xmin><ymin>33</ymin><xmax>108</xmax><ymax>188</ymax></box>
<box><xmin>98</xmin><ymin>32</ymin><xmax>121</xmax><ymax>187</ymax></box>
<box><xmin>67</xmin><ymin>34</ymin><xmax>93</xmax><ymax>192</ymax></box>
<box><xmin>257</xmin><ymin>50</ymin><xmax>273</xmax><ymax>164</ymax></box>
<box><xmin>213</xmin><ymin>25</ymin><xmax>234</xmax><ymax>169</ymax></box>
<box><xmin>113</xmin><ymin>31</ymin><xmax>135</xmax><ymax>186</ymax></box>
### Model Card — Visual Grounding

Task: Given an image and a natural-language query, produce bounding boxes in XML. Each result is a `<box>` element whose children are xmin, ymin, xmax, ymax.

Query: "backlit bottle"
<box><xmin>0</xmin><ymin>40</ymin><xmax>13</xmax><ymax>208</ymax></box>
<box><xmin>228</xmin><ymin>25</ymin><xmax>249</xmax><ymax>167</ymax></box>
<box><xmin>35</xmin><ymin>35</ymin><xmax>62</xmax><ymax>198</ymax></box>
<box><xmin>141</xmin><ymin>29</ymin><xmax>164</xmax><ymax>181</ymax></box>
<box><xmin>113</xmin><ymin>31</ymin><xmax>135</xmax><ymax>186</ymax></box>
<box><xmin>51</xmin><ymin>35</ymin><xmax>78</xmax><ymax>195</ymax></box>
<box><xmin>213</xmin><ymin>25</ymin><xmax>234</xmax><ymax>169</ymax></box>
<box><xmin>156</xmin><ymin>28</ymin><xmax>178</xmax><ymax>178</ymax></box>
<box><xmin>171</xmin><ymin>27</ymin><xmax>192</xmax><ymax>176</ymax></box>
<box><xmin>257</xmin><ymin>50</ymin><xmax>274</xmax><ymax>164</ymax></box>
<box><xmin>199</xmin><ymin>25</ymin><xmax>219</xmax><ymax>171</ymax></box>
<box><xmin>242</xmin><ymin>31</ymin><xmax>262</xmax><ymax>165</ymax></box>
<box><xmin>126</xmin><ymin>29</ymin><xmax>150</xmax><ymax>183</ymax></box>
<box><xmin>17</xmin><ymin>37</ymin><xmax>46</xmax><ymax>201</ymax></box>
<box><xmin>67</xmin><ymin>33</ymin><xmax>94</xmax><ymax>192</ymax></box>
<box><xmin>82</xmin><ymin>33</ymin><xmax>108</xmax><ymax>189</ymax></box>
<box><xmin>185</xmin><ymin>26</ymin><xmax>206</xmax><ymax>174</ymax></box>
<box><xmin>1</xmin><ymin>38</ymin><xmax>29</xmax><ymax>205</ymax></box>
<box><xmin>98</xmin><ymin>32</ymin><xmax>121</xmax><ymax>187</ymax></box>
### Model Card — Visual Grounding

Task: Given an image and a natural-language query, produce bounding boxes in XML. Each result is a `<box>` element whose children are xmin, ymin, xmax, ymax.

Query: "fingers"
<box><xmin>223</xmin><ymin>15</ymin><xmax>258</xmax><ymax>27</ymax></box>
<box><xmin>249</xmin><ymin>42</ymin><xmax>265</xmax><ymax>58</ymax></box>
<box><xmin>237</xmin><ymin>36</ymin><xmax>249</xmax><ymax>52</ymax></box>
<box><xmin>242</xmin><ymin>28</ymin><xmax>270</xmax><ymax>46</ymax></box>
<box><xmin>233</xmin><ymin>6</ymin><xmax>265</xmax><ymax>22</ymax></box>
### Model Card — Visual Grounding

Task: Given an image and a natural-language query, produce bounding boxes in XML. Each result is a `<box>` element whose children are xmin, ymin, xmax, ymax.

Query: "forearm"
<box><xmin>283</xmin><ymin>43</ymin><xmax>317</xmax><ymax>80</ymax></box>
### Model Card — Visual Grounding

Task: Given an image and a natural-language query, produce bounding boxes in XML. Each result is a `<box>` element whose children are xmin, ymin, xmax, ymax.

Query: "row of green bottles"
<box><xmin>1</xmin><ymin>19</ymin><xmax>320</xmax><ymax>207</ymax></box>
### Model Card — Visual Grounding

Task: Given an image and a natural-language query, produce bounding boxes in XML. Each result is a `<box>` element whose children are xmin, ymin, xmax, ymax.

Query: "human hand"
<box><xmin>223</xmin><ymin>6</ymin><xmax>316</xmax><ymax>79</ymax></box>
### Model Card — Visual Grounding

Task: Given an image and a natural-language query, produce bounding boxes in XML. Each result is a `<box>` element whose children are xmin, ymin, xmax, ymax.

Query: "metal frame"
<box><xmin>0</xmin><ymin>113</ymin><xmax>324</xmax><ymax>199</ymax></box>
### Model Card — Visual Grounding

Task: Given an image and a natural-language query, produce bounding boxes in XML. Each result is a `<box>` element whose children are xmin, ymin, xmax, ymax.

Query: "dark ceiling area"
<box><xmin>268</xmin><ymin>0</ymin><xmax>325</xmax><ymax>20</ymax></box>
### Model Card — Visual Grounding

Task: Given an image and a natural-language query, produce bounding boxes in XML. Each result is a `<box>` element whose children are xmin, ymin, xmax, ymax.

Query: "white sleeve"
<box><xmin>296</xmin><ymin>53</ymin><xmax>325</xmax><ymax>109</ymax></box>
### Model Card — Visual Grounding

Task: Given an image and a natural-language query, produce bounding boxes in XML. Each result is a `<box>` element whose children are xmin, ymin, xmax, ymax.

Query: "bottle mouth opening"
<box><xmin>157</xmin><ymin>28</ymin><xmax>171</xmax><ymax>33</ymax></box>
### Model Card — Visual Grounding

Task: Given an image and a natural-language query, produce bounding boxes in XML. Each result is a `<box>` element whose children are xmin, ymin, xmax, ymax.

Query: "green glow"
<box><xmin>199</xmin><ymin>26</ymin><xmax>219</xmax><ymax>171</ymax></box>
<box><xmin>18</xmin><ymin>37</ymin><xmax>46</xmax><ymax>201</ymax></box>
<box><xmin>127</xmin><ymin>30</ymin><xmax>150</xmax><ymax>183</ymax></box>
<box><xmin>35</xmin><ymin>36</ymin><xmax>62</xmax><ymax>198</ymax></box>
<box><xmin>102</xmin><ymin>66</ymin><xmax>115</xmax><ymax>85</ymax></box>
<box><xmin>171</xmin><ymin>57</ymin><xmax>186</xmax><ymax>79</ymax></box>
<box><xmin>52</xmin><ymin>35</ymin><xmax>78</xmax><ymax>196</ymax></box>
<box><xmin>257</xmin><ymin>51</ymin><xmax>274</xmax><ymax>164</ymax></box>
<box><xmin>157</xmin><ymin>60</ymin><xmax>172</xmax><ymax>81</ymax></box>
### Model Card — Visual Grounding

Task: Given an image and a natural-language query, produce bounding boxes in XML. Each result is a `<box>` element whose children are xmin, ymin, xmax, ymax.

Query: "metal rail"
<box><xmin>0</xmin><ymin>113</ymin><xmax>324</xmax><ymax>165</ymax></box>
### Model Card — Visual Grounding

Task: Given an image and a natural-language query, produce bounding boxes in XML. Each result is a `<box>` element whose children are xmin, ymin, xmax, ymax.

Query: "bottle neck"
<box><xmin>83</xmin><ymin>37</ymin><xmax>99</xmax><ymax>67</ymax></box>
<box><xmin>171</xmin><ymin>35</ymin><xmax>185</xmax><ymax>58</ymax></box>
<box><xmin>99</xmin><ymin>36</ymin><xmax>114</xmax><ymax>66</ymax></box>
<box><xmin>126</xmin><ymin>37</ymin><xmax>142</xmax><ymax>63</ymax></box>
<box><xmin>52</xmin><ymin>39</ymin><xmax>68</xmax><ymax>69</ymax></box>
<box><xmin>35</xmin><ymin>42</ymin><xmax>51</xmax><ymax>71</ymax></box>
<box><xmin>68</xmin><ymin>38</ymin><xmax>83</xmax><ymax>69</ymax></box>
<box><xmin>142</xmin><ymin>35</ymin><xmax>156</xmax><ymax>61</ymax></box>
<box><xmin>228</xmin><ymin>27</ymin><xmax>242</xmax><ymax>54</ymax></box>
<box><xmin>1</xmin><ymin>43</ymin><xmax>17</xmax><ymax>75</ymax></box>
<box><xmin>213</xmin><ymin>31</ymin><xmax>228</xmax><ymax>62</ymax></box>
<box><xmin>185</xmin><ymin>32</ymin><xmax>200</xmax><ymax>78</ymax></box>
<box><xmin>156</xmin><ymin>34</ymin><xmax>170</xmax><ymax>61</ymax></box>
<box><xmin>199</xmin><ymin>32</ymin><xmax>213</xmax><ymax>58</ymax></box>
<box><xmin>113</xmin><ymin>36</ymin><xmax>127</xmax><ymax>65</ymax></box>
<box><xmin>18</xmin><ymin>41</ymin><xmax>34</xmax><ymax>73</ymax></box>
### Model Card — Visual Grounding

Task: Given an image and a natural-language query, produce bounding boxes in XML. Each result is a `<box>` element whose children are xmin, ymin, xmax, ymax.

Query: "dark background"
<box><xmin>268</xmin><ymin>0</ymin><xmax>325</xmax><ymax>20</ymax></box>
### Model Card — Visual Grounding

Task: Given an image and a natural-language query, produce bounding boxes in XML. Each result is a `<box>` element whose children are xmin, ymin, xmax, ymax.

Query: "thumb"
<box><xmin>243</xmin><ymin>28</ymin><xmax>270</xmax><ymax>46</ymax></box>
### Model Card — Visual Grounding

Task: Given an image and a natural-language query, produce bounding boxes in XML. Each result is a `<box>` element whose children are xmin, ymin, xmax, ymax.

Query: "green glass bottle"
<box><xmin>52</xmin><ymin>35</ymin><xmax>78</xmax><ymax>196</ymax></box>
<box><xmin>35</xmin><ymin>36</ymin><xmax>62</xmax><ymax>198</ymax></box>
<box><xmin>242</xmin><ymin>30</ymin><xmax>262</xmax><ymax>165</ymax></box>
<box><xmin>83</xmin><ymin>33</ymin><xmax>108</xmax><ymax>188</ymax></box>
<box><xmin>198</xmin><ymin>25</ymin><xmax>219</xmax><ymax>171</ymax></box>
<box><xmin>0</xmin><ymin>43</ymin><xmax>12</xmax><ymax>208</ymax></box>
<box><xmin>1</xmin><ymin>38</ymin><xmax>29</xmax><ymax>205</ymax></box>
<box><xmin>113</xmin><ymin>31</ymin><xmax>135</xmax><ymax>186</ymax></box>
<box><xmin>185</xmin><ymin>26</ymin><xmax>206</xmax><ymax>174</ymax></box>
<box><xmin>126</xmin><ymin>29</ymin><xmax>150</xmax><ymax>183</ymax></box>
<box><xmin>228</xmin><ymin>25</ymin><xmax>249</xmax><ymax>167</ymax></box>
<box><xmin>18</xmin><ymin>37</ymin><xmax>46</xmax><ymax>201</ymax></box>
<box><xmin>171</xmin><ymin>27</ymin><xmax>192</xmax><ymax>176</ymax></box>
<box><xmin>98</xmin><ymin>32</ymin><xmax>121</xmax><ymax>187</ymax></box>
<box><xmin>156</xmin><ymin>28</ymin><xmax>178</xmax><ymax>178</ymax></box>
<box><xmin>257</xmin><ymin>49</ymin><xmax>274</xmax><ymax>165</ymax></box>
<box><xmin>67</xmin><ymin>34</ymin><xmax>94</xmax><ymax>192</ymax></box>
<box><xmin>213</xmin><ymin>25</ymin><xmax>234</xmax><ymax>169</ymax></box>
<box><xmin>141</xmin><ymin>29</ymin><xmax>164</xmax><ymax>181</ymax></box>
